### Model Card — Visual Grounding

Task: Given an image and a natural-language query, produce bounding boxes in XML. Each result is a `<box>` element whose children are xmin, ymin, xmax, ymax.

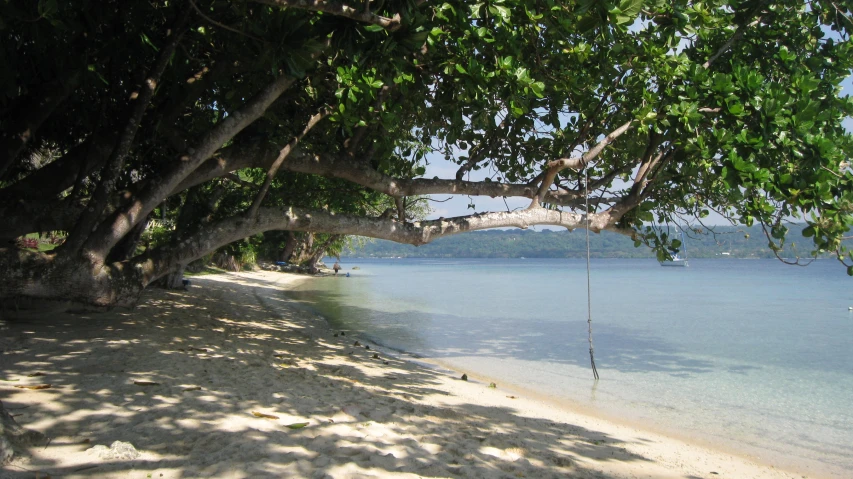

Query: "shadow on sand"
<box><xmin>0</xmin><ymin>273</ymin><xmax>681</xmax><ymax>479</ymax></box>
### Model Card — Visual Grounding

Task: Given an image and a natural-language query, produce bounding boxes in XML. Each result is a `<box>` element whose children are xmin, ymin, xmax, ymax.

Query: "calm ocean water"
<box><xmin>288</xmin><ymin>258</ymin><xmax>853</xmax><ymax>477</ymax></box>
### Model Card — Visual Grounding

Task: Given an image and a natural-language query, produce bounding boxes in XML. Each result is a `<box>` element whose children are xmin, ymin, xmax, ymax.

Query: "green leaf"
<box><xmin>285</xmin><ymin>422</ymin><xmax>309</xmax><ymax>429</ymax></box>
<box><xmin>140</xmin><ymin>32</ymin><xmax>159</xmax><ymax>51</ymax></box>
<box><xmin>489</xmin><ymin>5</ymin><xmax>511</xmax><ymax>23</ymax></box>
<box><xmin>364</xmin><ymin>24</ymin><xmax>385</xmax><ymax>32</ymax></box>
<box><xmin>455</xmin><ymin>64</ymin><xmax>467</xmax><ymax>74</ymax></box>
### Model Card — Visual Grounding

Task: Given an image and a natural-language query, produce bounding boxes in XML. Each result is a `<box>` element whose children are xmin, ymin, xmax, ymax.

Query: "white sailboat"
<box><xmin>660</xmin><ymin>229</ymin><xmax>689</xmax><ymax>267</ymax></box>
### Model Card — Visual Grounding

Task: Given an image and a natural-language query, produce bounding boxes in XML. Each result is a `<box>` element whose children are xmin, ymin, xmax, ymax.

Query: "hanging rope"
<box><xmin>584</xmin><ymin>167</ymin><xmax>600</xmax><ymax>380</ymax></box>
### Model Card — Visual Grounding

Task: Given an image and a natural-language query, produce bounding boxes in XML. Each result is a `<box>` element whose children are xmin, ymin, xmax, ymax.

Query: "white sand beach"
<box><xmin>0</xmin><ymin>272</ymin><xmax>815</xmax><ymax>478</ymax></box>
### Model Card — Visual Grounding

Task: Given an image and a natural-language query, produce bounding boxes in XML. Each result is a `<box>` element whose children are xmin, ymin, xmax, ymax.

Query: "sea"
<box><xmin>287</xmin><ymin>258</ymin><xmax>853</xmax><ymax>478</ymax></box>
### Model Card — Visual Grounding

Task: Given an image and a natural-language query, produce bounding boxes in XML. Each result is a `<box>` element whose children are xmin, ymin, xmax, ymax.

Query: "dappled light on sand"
<box><xmin>2</xmin><ymin>272</ymin><xmax>802</xmax><ymax>478</ymax></box>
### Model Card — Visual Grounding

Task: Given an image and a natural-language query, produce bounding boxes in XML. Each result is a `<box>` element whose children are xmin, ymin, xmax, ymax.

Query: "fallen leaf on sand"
<box><xmin>0</xmin><ymin>378</ymin><xmax>19</xmax><ymax>382</ymax></box>
<box><xmin>273</xmin><ymin>354</ymin><xmax>287</xmax><ymax>358</ymax></box>
<box><xmin>14</xmin><ymin>384</ymin><xmax>51</xmax><ymax>390</ymax></box>
<box><xmin>27</xmin><ymin>372</ymin><xmax>46</xmax><ymax>377</ymax></box>
<box><xmin>183</xmin><ymin>386</ymin><xmax>202</xmax><ymax>392</ymax></box>
<box><xmin>251</xmin><ymin>411</ymin><xmax>279</xmax><ymax>420</ymax></box>
<box><xmin>285</xmin><ymin>422</ymin><xmax>309</xmax><ymax>429</ymax></box>
<box><xmin>506</xmin><ymin>395</ymin><xmax>517</xmax><ymax>399</ymax></box>
<box><xmin>133</xmin><ymin>381</ymin><xmax>160</xmax><ymax>386</ymax></box>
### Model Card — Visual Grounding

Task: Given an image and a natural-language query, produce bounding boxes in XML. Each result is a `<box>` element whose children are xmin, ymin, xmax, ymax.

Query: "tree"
<box><xmin>1</xmin><ymin>0</ymin><xmax>851</xmax><ymax>308</ymax></box>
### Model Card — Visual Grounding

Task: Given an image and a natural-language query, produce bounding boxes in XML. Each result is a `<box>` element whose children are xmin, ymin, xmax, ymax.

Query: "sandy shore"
<box><xmin>1</xmin><ymin>271</ymin><xmax>810</xmax><ymax>478</ymax></box>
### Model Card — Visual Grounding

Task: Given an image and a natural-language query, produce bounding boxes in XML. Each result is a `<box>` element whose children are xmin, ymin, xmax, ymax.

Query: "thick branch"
<box><xmin>531</xmin><ymin>120</ymin><xmax>634</xmax><ymax>208</ymax></box>
<box><xmin>81</xmin><ymin>71</ymin><xmax>303</xmax><ymax>261</ymax></box>
<box><xmin>136</xmin><ymin>205</ymin><xmax>631</xmax><ymax>282</ymax></box>
<box><xmin>0</xmin><ymin>134</ymin><xmax>115</xmax><ymax>201</ymax></box>
<box><xmin>0</xmin><ymin>199</ymin><xmax>85</xmax><ymax>239</ymax></box>
<box><xmin>64</xmin><ymin>12</ymin><xmax>191</xmax><ymax>259</ymax></box>
<box><xmin>252</xmin><ymin>0</ymin><xmax>403</xmax><ymax>30</ymax></box>
<box><xmin>246</xmin><ymin>108</ymin><xmax>330</xmax><ymax>219</ymax></box>
<box><xmin>172</xmin><ymin>140</ymin><xmax>583</xmax><ymax>205</ymax></box>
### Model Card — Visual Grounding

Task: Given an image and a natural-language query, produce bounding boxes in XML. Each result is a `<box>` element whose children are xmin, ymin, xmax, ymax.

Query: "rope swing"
<box><xmin>584</xmin><ymin>167</ymin><xmax>600</xmax><ymax>380</ymax></box>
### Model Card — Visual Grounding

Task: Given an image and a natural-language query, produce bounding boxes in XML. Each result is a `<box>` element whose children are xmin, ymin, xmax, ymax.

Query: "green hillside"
<box><xmin>346</xmin><ymin>225</ymin><xmax>844</xmax><ymax>259</ymax></box>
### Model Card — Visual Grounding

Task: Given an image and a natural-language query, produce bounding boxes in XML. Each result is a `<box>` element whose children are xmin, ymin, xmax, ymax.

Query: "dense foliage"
<box><xmin>1</xmin><ymin>0</ymin><xmax>851</xmax><ymax>306</ymax></box>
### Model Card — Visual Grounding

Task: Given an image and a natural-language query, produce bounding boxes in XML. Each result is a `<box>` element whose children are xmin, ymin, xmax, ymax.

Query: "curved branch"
<box><xmin>246</xmin><ymin>107</ymin><xmax>330</xmax><ymax>219</ymax></box>
<box><xmin>252</xmin><ymin>0</ymin><xmax>403</xmax><ymax>31</ymax></box>
<box><xmin>136</xmin><ymin>204</ymin><xmax>632</xmax><ymax>283</ymax></box>
<box><xmin>80</xmin><ymin>71</ymin><xmax>303</xmax><ymax>261</ymax></box>
<box><xmin>64</xmin><ymin>10</ymin><xmax>193</xmax><ymax>259</ymax></box>
<box><xmin>531</xmin><ymin>120</ymin><xmax>634</xmax><ymax>208</ymax></box>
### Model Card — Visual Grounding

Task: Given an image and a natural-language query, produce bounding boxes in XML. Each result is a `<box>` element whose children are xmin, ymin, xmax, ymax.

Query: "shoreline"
<box><xmin>0</xmin><ymin>271</ymin><xmax>828</xmax><ymax>478</ymax></box>
<box><xmin>283</xmin><ymin>270</ymin><xmax>845</xmax><ymax>479</ymax></box>
<box><xmin>261</xmin><ymin>271</ymin><xmax>841</xmax><ymax>479</ymax></box>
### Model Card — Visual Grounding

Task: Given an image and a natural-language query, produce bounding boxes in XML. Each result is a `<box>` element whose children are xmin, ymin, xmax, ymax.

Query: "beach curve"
<box><xmin>0</xmin><ymin>271</ymin><xmax>811</xmax><ymax>479</ymax></box>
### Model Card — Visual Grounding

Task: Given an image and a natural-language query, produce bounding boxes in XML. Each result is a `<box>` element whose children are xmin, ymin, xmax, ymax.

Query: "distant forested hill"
<box><xmin>346</xmin><ymin>224</ymin><xmax>845</xmax><ymax>259</ymax></box>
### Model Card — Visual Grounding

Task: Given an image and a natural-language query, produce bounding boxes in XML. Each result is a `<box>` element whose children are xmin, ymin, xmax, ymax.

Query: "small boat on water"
<box><xmin>660</xmin><ymin>229</ymin><xmax>689</xmax><ymax>267</ymax></box>
<box><xmin>660</xmin><ymin>253</ymin><xmax>688</xmax><ymax>267</ymax></box>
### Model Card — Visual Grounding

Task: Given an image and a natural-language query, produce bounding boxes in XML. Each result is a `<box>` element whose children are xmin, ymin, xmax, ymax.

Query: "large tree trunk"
<box><xmin>0</xmin><ymin>400</ymin><xmax>47</xmax><ymax>465</ymax></box>
<box><xmin>305</xmin><ymin>234</ymin><xmax>341</xmax><ymax>273</ymax></box>
<box><xmin>281</xmin><ymin>231</ymin><xmax>298</xmax><ymax>262</ymax></box>
<box><xmin>164</xmin><ymin>263</ymin><xmax>188</xmax><ymax>289</ymax></box>
<box><xmin>292</xmin><ymin>233</ymin><xmax>315</xmax><ymax>265</ymax></box>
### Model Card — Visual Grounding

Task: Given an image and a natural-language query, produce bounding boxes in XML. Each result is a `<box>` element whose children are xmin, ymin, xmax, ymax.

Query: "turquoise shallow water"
<box><xmin>289</xmin><ymin>258</ymin><xmax>853</xmax><ymax>477</ymax></box>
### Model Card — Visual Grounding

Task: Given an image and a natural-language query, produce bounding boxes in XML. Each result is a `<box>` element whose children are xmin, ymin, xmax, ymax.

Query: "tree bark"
<box><xmin>133</xmin><ymin>204</ymin><xmax>630</xmax><ymax>288</ymax></box>
<box><xmin>80</xmin><ymin>71</ymin><xmax>301</xmax><ymax>262</ymax></box>
<box><xmin>164</xmin><ymin>263</ymin><xmax>188</xmax><ymax>289</ymax></box>
<box><xmin>62</xmin><ymin>12</ymin><xmax>191</xmax><ymax>260</ymax></box>
<box><xmin>306</xmin><ymin>234</ymin><xmax>341</xmax><ymax>273</ymax></box>
<box><xmin>281</xmin><ymin>231</ymin><xmax>298</xmax><ymax>262</ymax></box>
<box><xmin>0</xmin><ymin>133</ymin><xmax>115</xmax><ymax>201</ymax></box>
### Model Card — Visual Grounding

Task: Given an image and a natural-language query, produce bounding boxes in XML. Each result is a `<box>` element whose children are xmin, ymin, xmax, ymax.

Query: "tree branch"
<box><xmin>251</xmin><ymin>0</ymin><xmax>403</xmax><ymax>31</ymax></box>
<box><xmin>702</xmin><ymin>2</ymin><xmax>767</xmax><ymax>69</ymax></box>
<box><xmin>63</xmin><ymin>10</ymin><xmax>192</xmax><ymax>260</ymax></box>
<box><xmin>0</xmin><ymin>134</ymin><xmax>115</xmax><ymax>201</ymax></box>
<box><xmin>136</xmin><ymin>204</ymin><xmax>632</xmax><ymax>283</ymax></box>
<box><xmin>189</xmin><ymin>0</ymin><xmax>265</xmax><ymax>42</ymax></box>
<box><xmin>530</xmin><ymin>120</ymin><xmax>634</xmax><ymax>208</ymax></box>
<box><xmin>246</xmin><ymin>107</ymin><xmax>330</xmax><ymax>219</ymax></box>
<box><xmin>80</xmin><ymin>70</ymin><xmax>304</xmax><ymax>261</ymax></box>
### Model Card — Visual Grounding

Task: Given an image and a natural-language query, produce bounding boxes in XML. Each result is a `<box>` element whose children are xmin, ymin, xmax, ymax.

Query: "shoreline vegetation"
<box><xmin>0</xmin><ymin>272</ymin><xmax>830</xmax><ymax>478</ymax></box>
<box><xmin>346</xmin><ymin>224</ymin><xmax>853</xmax><ymax>260</ymax></box>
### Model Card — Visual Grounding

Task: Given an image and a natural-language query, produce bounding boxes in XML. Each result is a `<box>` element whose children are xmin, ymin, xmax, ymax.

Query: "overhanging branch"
<box><xmin>136</xmin><ymin>204</ymin><xmax>632</xmax><ymax>283</ymax></box>
<box><xmin>252</xmin><ymin>0</ymin><xmax>404</xmax><ymax>31</ymax></box>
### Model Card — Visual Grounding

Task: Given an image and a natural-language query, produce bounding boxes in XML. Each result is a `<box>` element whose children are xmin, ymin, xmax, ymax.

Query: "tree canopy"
<box><xmin>1</xmin><ymin>0</ymin><xmax>852</xmax><ymax>307</ymax></box>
